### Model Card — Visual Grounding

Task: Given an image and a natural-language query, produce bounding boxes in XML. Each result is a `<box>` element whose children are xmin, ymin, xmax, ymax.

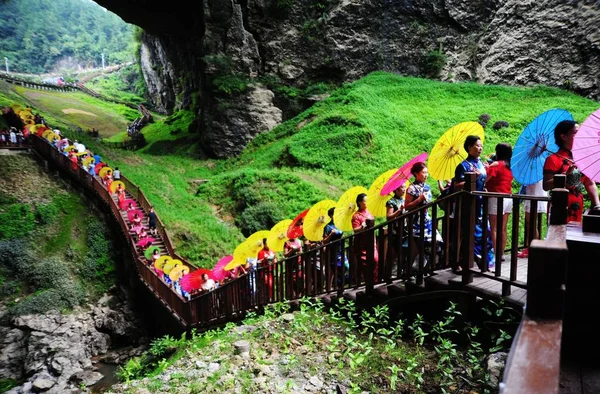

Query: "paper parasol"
<box><xmin>287</xmin><ymin>209</ymin><xmax>309</xmax><ymax>239</ymax></box>
<box><xmin>163</xmin><ymin>259</ymin><xmax>183</xmax><ymax>275</ymax></box>
<box><xmin>571</xmin><ymin>108</ymin><xmax>600</xmax><ymax>182</ymax></box>
<box><xmin>82</xmin><ymin>157</ymin><xmax>95</xmax><ymax>167</ymax></box>
<box><xmin>169</xmin><ymin>265</ymin><xmax>190</xmax><ymax>282</ymax></box>
<box><xmin>180</xmin><ymin>268</ymin><xmax>213</xmax><ymax>293</ymax></box>
<box><xmin>127</xmin><ymin>209</ymin><xmax>144</xmax><ymax>222</ymax></box>
<box><xmin>267</xmin><ymin>219</ymin><xmax>293</xmax><ymax>252</ymax></box>
<box><xmin>120</xmin><ymin>199</ymin><xmax>137</xmax><ymax>210</ymax></box>
<box><xmin>137</xmin><ymin>237</ymin><xmax>154</xmax><ymax>248</ymax></box>
<box><xmin>94</xmin><ymin>162</ymin><xmax>107</xmax><ymax>174</ymax></box>
<box><xmin>429</xmin><ymin>122</ymin><xmax>485</xmax><ymax>181</ymax></box>
<box><xmin>110</xmin><ymin>180</ymin><xmax>125</xmax><ymax>193</ymax></box>
<box><xmin>334</xmin><ymin>186</ymin><xmax>368</xmax><ymax>231</ymax></box>
<box><xmin>211</xmin><ymin>255</ymin><xmax>234</xmax><ymax>281</ymax></box>
<box><xmin>99</xmin><ymin>167</ymin><xmax>113</xmax><ymax>178</ymax></box>
<box><xmin>144</xmin><ymin>246</ymin><xmax>161</xmax><ymax>260</ymax></box>
<box><xmin>304</xmin><ymin>199</ymin><xmax>337</xmax><ymax>241</ymax></box>
<box><xmin>228</xmin><ymin>241</ymin><xmax>252</xmax><ymax>271</ymax></box>
<box><xmin>511</xmin><ymin>108</ymin><xmax>570</xmax><ymax>185</ymax></box>
<box><xmin>155</xmin><ymin>256</ymin><xmax>172</xmax><ymax>271</ymax></box>
<box><xmin>368</xmin><ymin>169</ymin><xmax>399</xmax><ymax>218</ymax></box>
<box><xmin>380</xmin><ymin>152</ymin><xmax>429</xmax><ymax>196</ymax></box>
<box><xmin>64</xmin><ymin>145</ymin><xmax>76</xmax><ymax>153</ymax></box>
<box><xmin>42</xmin><ymin>130</ymin><xmax>53</xmax><ymax>139</ymax></box>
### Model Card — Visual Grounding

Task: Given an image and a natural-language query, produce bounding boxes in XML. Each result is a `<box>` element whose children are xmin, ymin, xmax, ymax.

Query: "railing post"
<box><xmin>549</xmin><ymin>174</ymin><xmax>568</xmax><ymax>225</ymax></box>
<box><xmin>525</xmin><ymin>239</ymin><xmax>568</xmax><ymax>319</ymax></box>
<box><xmin>460</xmin><ymin>172</ymin><xmax>476</xmax><ymax>284</ymax></box>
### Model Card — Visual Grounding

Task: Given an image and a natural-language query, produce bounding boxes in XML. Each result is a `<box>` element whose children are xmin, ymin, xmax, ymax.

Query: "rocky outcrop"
<box><xmin>94</xmin><ymin>0</ymin><xmax>600</xmax><ymax>157</ymax></box>
<box><xmin>1</xmin><ymin>290</ymin><xmax>147</xmax><ymax>394</ymax></box>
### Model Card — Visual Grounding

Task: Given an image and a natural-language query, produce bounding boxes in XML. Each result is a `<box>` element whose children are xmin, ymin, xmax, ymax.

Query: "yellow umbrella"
<box><xmin>75</xmin><ymin>151</ymin><xmax>87</xmax><ymax>157</ymax></box>
<box><xmin>98</xmin><ymin>167</ymin><xmax>113</xmax><ymax>178</ymax></box>
<box><xmin>64</xmin><ymin>145</ymin><xmax>76</xmax><ymax>152</ymax></box>
<box><xmin>110</xmin><ymin>180</ymin><xmax>126</xmax><ymax>193</ymax></box>
<box><xmin>169</xmin><ymin>265</ymin><xmax>190</xmax><ymax>281</ymax></box>
<box><xmin>304</xmin><ymin>199</ymin><xmax>337</xmax><ymax>241</ymax></box>
<box><xmin>227</xmin><ymin>241</ymin><xmax>251</xmax><ymax>270</ymax></box>
<box><xmin>334</xmin><ymin>186</ymin><xmax>368</xmax><ymax>232</ymax></box>
<box><xmin>367</xmin><ymin>169</ymin><xmax>398</xmax><ymax>218</ymax></box>
<box><xmin>82</xmin><ymin>157</ymin><xmax>95</xmax><ymax>167</ymax></box>
<box><xmin>155</xmin><ymin>256</ymin><xmax>172</xmax><ymax>271</ymax></box>
<box><xmin>267</xmin><ymin>219</ymin><xmax>293</xmax><ymax>252</ymax></box>
<box><xmin>163</xmin><ymin>259</ymin><xmax>183</xmax><ymax>275</ymax></box>
<box><xmin>429</xmin><ymin>122</ymin><xmax>485</xmax><ymax>181</ymax></box>
<box><xmin>42</xmin><ymin>130</ymin><xmax>53</xmax><ymax>139</ymax></box>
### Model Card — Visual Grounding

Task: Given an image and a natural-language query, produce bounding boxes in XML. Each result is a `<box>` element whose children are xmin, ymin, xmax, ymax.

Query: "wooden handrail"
<box><xmin>501</xmin><ymin>176</ymin><xmax>568</xmax><ymax>393</ymax></box>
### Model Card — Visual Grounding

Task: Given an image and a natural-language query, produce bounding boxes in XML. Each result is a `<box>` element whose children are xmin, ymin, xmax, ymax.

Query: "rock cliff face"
<box><xmin>1</xmin><ymin>289</ymin><xmax>147</xmax><ymax>394</ymax></box>
<box><xmin>94</xmin><ymin>0</ymin><xmax>600</xmax><ymax>157</ymax></box>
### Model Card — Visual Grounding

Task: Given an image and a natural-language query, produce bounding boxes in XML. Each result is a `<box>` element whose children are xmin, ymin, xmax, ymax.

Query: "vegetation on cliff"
<box><xmin>2</xmin><ymin>72</ymin><xmax>599</xmax><ymax>267</ymax></box>
<box><xmin>0</xmin><ymin>154</ymin><xmax>117</xmax><ymax>318</ymax></box>
<box><xmin>0</xmin><ymin>0</ymin><xmax>136</xmax><ymax>74</ymax></box>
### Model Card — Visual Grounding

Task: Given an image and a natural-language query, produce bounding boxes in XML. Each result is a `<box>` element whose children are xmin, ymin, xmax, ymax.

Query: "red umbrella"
<box><xmin>211</xmin><ymin>255</ymin><xmax>233</xmax><ymax>281</ymax></box>
<box><xmin>94</xmin><ymin>162</ymin><xmax>107</xmax><ymax>174</ymax></box>
<box><xmin>120</xmin><ymin>199</ymin><xmax>137</xmax><ymax>211</ymax></box>
<box><xmin>287</xmin><ymin>209</ymin><xmax>309</xmax><ymax>239</ymax></box>
<box><xmin>127</xmin><ymin>209</ymin><xmax>144</xmax><ymax>222</ymax></box>
<box><xmin>380</xmin><ymin>152</ymin><xmax>429</xmax><ymax>195</ymax></box>
<box><xmin>180</xmin><ymin>269</ymin><xmax>213</xmax><ymax>293</ymax></box>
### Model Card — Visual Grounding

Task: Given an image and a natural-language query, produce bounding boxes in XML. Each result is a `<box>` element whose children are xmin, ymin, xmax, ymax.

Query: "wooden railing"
<box><xmin>30</xmin><ymin>133</ymin><xmax>560</xmax><ymax>330</ymax></box>
<box><xmin>500</xmin><ymin>176</ymin><xmax>569</xmax><ymax>393</ymax></box>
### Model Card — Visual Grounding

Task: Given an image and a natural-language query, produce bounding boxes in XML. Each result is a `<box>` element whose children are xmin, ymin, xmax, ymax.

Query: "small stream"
<box><xmin>90</xmin><ymin>362</ymin><xmax>120</xmax><ymax>393</ymax></box>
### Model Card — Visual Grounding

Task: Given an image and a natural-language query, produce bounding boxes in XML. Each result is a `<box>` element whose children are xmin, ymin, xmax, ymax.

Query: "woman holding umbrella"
<box><xmin>543</xmin><ymin>120</ymin><xmax>600</xmax><ymax>222</ymax></box>
<box><xmin>453</xmin><ymin>135</ymin><xmax>495</xmax><ymax>270</ymax></box>
<box><xmin>352</xmin><ymin>193</ymin><xmax>378</xmax><ymax>282</ymax></box>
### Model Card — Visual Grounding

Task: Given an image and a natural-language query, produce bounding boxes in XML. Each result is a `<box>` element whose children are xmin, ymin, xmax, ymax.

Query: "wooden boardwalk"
<box><xmin>428</xmin><ymin>254</ymin><xmax>529</xmax><ymax>307</ymax></box>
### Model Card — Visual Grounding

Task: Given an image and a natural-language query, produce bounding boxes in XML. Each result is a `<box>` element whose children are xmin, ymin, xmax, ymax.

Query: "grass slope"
<box><xmin>2</xmin><ymin>72</ymin><xmax>599</xmax><ymax>268</ymax></box>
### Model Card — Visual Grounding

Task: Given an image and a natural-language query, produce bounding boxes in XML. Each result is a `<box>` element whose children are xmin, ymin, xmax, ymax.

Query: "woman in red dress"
<box><xmin>352</xmin><ymin>193</ymin><xmax>378</xmax><ymax>283</ymax></box>
<box><xmin>257</xmin><ymin>238</ymin><xmax>277</xmax><ymax>301</ymax></box>
<box><xmin>543</xmin><ymin>120</ymin><xmax>600</xmax><ymax>222</ymax></box>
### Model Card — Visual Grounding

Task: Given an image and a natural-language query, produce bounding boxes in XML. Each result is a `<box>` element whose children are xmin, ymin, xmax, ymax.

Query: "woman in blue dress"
<box><xmin>453</xmin><ymin>135</ymin><xmax>495</xmax><ymax>270</ymax></box>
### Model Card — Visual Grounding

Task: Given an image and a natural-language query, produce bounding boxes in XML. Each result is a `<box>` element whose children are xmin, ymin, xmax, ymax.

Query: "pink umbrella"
<box><xmin>127</xmin><ymin>209</ymin><xmax>144</xmax><ymax>222</ymax></box>
<box><xmin>137</xmin><ymin>237</ymin><xmax>154</xmax><ymax>248</ymax></box>
<box><xmin>56</xmin><ymin>139</ymin><xmax>68</xmax><ymax>149</ymax></box>
<box><xmin>131</xmin><ymin>225</ymin><xmax>144</xmax><ymax>235</ymax></box>
<box><xmin>573</xmin><ymin>108</ymin><xmax>600</xmax><ymax>182</ymax></box>
<box><xmin>211</xmin><ymin>255</ymin><xmax>234</xmax><ymax>281</ymax></box>
<box><xmin>380</xmin><ymin>152</ymin><xmax>429</xmax><ymax>195</ymax></box>
<box><xmin>120</xmin><ymin>199</ymin><xmax>137</xmax><ymax>211</ymax></box>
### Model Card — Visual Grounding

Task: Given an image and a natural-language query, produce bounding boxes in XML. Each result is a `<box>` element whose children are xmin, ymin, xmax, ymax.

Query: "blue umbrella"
<box><xmin>510</xmin><ymin>108</ymin><xmax>573</xmax><ymax>185</ymax></box>
<box><xmin>93</xmin><ymin>154</ymin><xmax>101</xmax><ymax>164</ymax></box>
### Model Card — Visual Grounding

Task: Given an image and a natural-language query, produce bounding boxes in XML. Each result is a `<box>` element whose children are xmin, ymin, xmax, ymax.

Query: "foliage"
<box><xmin>423</xmin><ymin>50</ymin><xmax>447</xmax><ymax>77</ymax></box>
<box><xmin>80</xmin><ymin>218</ymin><xmax>116</xmax><ymax>295</ymax></box>
<box><xmin>85</xmin><ymin>65</ymin><xmax>147</xmax><ymax>105</ymax></box>
<box><xmin>0</xmin><ymin>379</ymin><xmax>19</xmax><ymax>393</ymax></box>
<box><xmin>3</xmin><ymin>72</ymin><xmax>599</xmax><ymax>267</ymax></box>
<box><xmin>0</xmin><ymin>0</ymin><xmax>136</xmax><ymax>74</ymax></box>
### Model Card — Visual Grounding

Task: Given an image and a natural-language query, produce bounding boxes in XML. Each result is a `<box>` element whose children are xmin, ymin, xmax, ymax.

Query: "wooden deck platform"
<box><xmin>559</xmin><ymin>358</ymin><xmax>600</xmax><ymax>393</ymax></box>
<box><xmin>428</xmin><ymin>253</ymin><xmax>529</xmax><ymax>307</ymax></box>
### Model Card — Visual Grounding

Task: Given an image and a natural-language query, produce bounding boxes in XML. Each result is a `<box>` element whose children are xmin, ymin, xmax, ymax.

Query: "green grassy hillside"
<box><xmin>2</xmin><ymin>72</ymin><xmax>599</xmax><ymax>267</ymax></box>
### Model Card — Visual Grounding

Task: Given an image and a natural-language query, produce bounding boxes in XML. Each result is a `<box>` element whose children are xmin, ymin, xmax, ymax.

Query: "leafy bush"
<box><xmin>237</xmin><ymin>201</ymin><xmax>285</xmax><ymax>236</ymax></box>
<box><xmin>0</xmin><ymin>239</ymin><xmax>35</xmax><ymax>280</ymax></box>
<box><xmin>8</xmin><ymin>280</ymin><xmax>86</xmax><ymax>316</ymax></box>
<box><xmin>423</xmin><ymin>50</ymin><xmax>447</xmax><ymax>78</ymax></box>
<box><xmin>493</xmin><ymin>120</ymin><xmax>510</xmax><ymax>130</ymax></box>
<box><xmin>212</xmin><ymin>74</ymin><xmax>250</xmax><ymax>95</ymax></box>
<box><xmin>0</xmin><ymin>204</ymin><xmax>36</xmax><ymax>240</ymax></box>
<box><xmin>30</xmin><ymin>257</ymin><xmax>70</xmax><ymax>289</ymax></box>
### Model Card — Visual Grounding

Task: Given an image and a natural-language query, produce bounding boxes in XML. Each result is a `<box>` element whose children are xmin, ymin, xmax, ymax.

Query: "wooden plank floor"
<box><xmin>429</xmin><ymin>253</ymin><xmax>529</xmax><ymax>307</ymax></box>
<box><xmin>559</xmin><ymin>359</ymin><xmax>600</xmax><ymax>393</ymax></box>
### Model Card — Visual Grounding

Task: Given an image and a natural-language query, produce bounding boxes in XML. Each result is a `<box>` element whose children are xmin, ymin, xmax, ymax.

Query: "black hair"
<box><xmin>356</xmin><ymin>193</ymin><xmax>367</xmax><ymax>205</ymax></box>
<box><xmin>495</xmin><ymin>143</ymin><xmax>512</xmax><ymax>169</ymax></box>
<box><xmin>410</xmin><ymin>161</ymin><xmax>427</xmax><ymax>176</ymax></box>
<box><xmin>554</xmin><ymin>120</ymin><xmax>577</xmax><ymax>148</ymax></box>
<box><xmin>464</xmin><ymin>135</ymin><xmax>481</xmax><ymax>152</ymax></box>
<box><xmin>328</xmin><ymin>207</ymin><xmax>335</xmax><ymax>217</ymax></box>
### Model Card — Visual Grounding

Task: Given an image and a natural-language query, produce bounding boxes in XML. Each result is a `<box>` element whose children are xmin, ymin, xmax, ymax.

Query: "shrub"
<box><xmin>30</xmin><ymin>257</ymin><xmax>69</xmax><ymax>289</ymax></box>
<box><xmin>424</xmin><ymin>50</ymin><xmax>447</xmax><ymax>78</ymax></box>
<box><xmin>0</xmin><ymin>204</ymin><xmax>36</xmax><ymax>240</ymax></box>
<box><xmin>493</xmin><ymin>120</ymin><xmax>510</xmax><ymax>130</ymax></box>
<box><xmin>8</xmin><ymin>280</ymin><xmax>86</xmax><ymax>316</ymax></box>
<box><xmin>237</xmin><ymin>201</ymin><xmax>285</xmax><ymax>236</ymax></box>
